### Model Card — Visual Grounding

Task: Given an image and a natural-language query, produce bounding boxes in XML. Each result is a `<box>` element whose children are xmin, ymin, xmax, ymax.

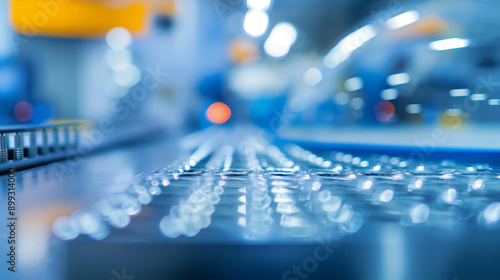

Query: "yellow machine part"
<box><xmin>9</xmin><ymin>0</ymin><xmax>176</xmax><ymax>38</ymax></box>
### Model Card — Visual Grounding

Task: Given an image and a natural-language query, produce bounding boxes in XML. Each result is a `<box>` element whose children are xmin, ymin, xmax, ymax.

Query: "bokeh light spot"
<box><xmin>14</xmin><ymin>101</ymin><xmax>34</xmax><ymax>122</ymax></box>
<box><xmin>106</xmin><ymin>27</ymin><xmax>132</xmax><ymax>50</ymax></box>
<box><xmin>113</xmin><ymin>64</ymin><xmax>141</xmax><ymax>88</ymax></box>
<box><xmin>374</xmin><ymin>101</ymin><xmax>395</xmax><ymax>122</ymax></box>
<box><xmin>206</xmin><ymin>102</ymin><xmax>231</xmax><ymax>124</ymax></box>
<box><xmin>229</xmin><ymin>40</ymin><xmax>259</xmax><ymax>64</ymax></box>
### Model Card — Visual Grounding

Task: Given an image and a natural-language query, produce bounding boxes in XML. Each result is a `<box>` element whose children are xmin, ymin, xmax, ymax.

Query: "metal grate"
<box><xmin>52</xmin><ymin>131</ymin><xmax>500</xmax><ymax>242</ymax></box>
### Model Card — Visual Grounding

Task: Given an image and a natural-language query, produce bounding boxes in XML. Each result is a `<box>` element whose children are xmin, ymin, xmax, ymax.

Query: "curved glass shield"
<box><xmin>280</xmin><ymin>0</ymin><xmax>500</xmax><ymax>153</ymax></box>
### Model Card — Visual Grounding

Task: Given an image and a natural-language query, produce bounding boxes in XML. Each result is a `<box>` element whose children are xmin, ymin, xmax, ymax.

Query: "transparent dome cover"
<box><xmin>280</xmin><ymin>0</ymin><xmax>500</xmax><ymax>152</ymax></box>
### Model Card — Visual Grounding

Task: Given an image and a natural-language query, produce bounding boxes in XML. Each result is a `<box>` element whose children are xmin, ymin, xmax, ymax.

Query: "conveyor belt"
<box><xmin>44</xmin><ymin>128</ymin><xmax>500</xmax><ymax>280</ymax></box>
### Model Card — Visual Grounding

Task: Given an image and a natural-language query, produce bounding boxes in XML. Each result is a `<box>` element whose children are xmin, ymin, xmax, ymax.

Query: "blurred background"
<box><xmin>0</xmin><ymin>0</ymin><xmax>436</xmax><ymax>133</ymax></box>
<box><xmin>2</xmin><ymin>0</ymin><xmax>500</xmax><ymax>151</ymax></box>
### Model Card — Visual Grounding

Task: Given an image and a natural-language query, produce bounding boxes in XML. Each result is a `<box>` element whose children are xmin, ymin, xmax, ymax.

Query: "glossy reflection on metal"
<box><xmin>53</xmin><ymin>129</ymin><xmax>500</xmax><ymax>244</ymax></box>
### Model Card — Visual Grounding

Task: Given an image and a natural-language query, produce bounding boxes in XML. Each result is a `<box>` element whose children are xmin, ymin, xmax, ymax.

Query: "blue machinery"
<box><xmin>0</xmin><ymin>122</ymin><xmax>82</xmax><ymax>173</ymax></box>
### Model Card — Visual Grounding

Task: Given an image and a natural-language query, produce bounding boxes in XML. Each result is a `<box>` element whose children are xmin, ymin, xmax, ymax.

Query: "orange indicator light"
<box><xmin>206</xmin><ymin>102</ymin><xmax>231</xmax><ymax>124</ymax></box>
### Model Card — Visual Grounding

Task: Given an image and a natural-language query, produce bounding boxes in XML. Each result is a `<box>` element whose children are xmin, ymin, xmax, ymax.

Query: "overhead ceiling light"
<box><xmin>386</xmin><ymin>10</ymin><xmax>419</xmax><ymax>30</ymax></box>
<box><xmin>243</xmin><ymin>9</ymin><xmax>269</xmax><ymax>37</ymax></box>
<box><xmin>264</xmin><ymin>22</ymin><xmax>297</xmax><ymax>57</ymax></box>
<box><xmin>246</xmin><ymin>0</ymin><xmax>272</xmax><ymax>11</ymax></box>
<box><xmin>430</xmin><ymin>38</ymin><xmax>470</xmax><ymax>51</ymax></box>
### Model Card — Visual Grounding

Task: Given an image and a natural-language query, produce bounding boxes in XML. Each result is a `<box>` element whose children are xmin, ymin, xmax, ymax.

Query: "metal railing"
<box><xmin>0</xmin><ymin>121</ymin><xmax>166</xmax><ymax>174</ymax></box>
<box><xmin>0</xmin><ymin>122</ymin><xmax>86</xmax><ymax>173</ymax></box>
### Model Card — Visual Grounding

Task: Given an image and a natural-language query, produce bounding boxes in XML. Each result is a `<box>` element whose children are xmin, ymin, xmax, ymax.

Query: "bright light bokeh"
<box><xmin>386</xmin><ymin>10</ymin><xmax>420</xmax><ymax>30</ymax></box>
<box><xmin>206</xmin><ymin>102</ymin><xmax>231</xmax><ymax>124</ymax></box>
<box><xmin>243</xmin><ymin>9</ymin><xmax>269</xmax><ymax>37</ymax></box>
<box><xmin>105</xmin><ymin>27</ymin><xmax>132</xmax><ymax>50</ymax></box>
<box><xmin>302</xmin><ymin>68</ymin><xmax>322</xmax><ymax>86</ymax></box>
<box><xmin>264</xmin><ymin>22</ymin><xmax>297</xmax><ymax>57</ymax></box>
<box><xmin>429</xmin><ymin>38</ymin><xmax>470</xmax><ymax>51</ymax></box>
<box><xmin>247</xmin><ymin>0</ymin><xmax>272</xmax><ymax>10</ymax></box>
